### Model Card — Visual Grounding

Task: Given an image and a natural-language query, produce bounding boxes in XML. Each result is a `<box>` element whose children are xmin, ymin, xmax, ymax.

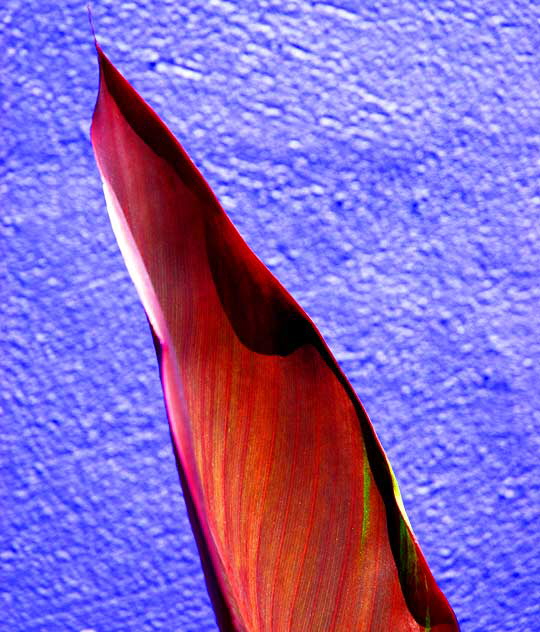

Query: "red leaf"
<box><xmin>91</xmin><ymin>44</ymin><xmax>460</xmax><ymax>632</ymax></box>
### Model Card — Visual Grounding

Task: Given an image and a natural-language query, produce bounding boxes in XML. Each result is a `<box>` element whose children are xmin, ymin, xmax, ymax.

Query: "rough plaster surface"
<box><xmin>3</xmin><ymin>1</ymin><xmax>540</xmax><ymax>630</ymax></box>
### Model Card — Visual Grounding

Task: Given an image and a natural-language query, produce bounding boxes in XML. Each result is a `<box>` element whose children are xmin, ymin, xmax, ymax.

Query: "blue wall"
<box><xmin>3</xmin><ymin>1</ymin><xmax>540</xmax><ymax>630</ymax></box>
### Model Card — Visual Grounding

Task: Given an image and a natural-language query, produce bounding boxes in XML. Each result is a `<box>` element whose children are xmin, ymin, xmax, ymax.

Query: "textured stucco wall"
<box><xmin>3</xmin><ymin>1</ymin><xmax>540</xmax><ymax>630</ymax></box>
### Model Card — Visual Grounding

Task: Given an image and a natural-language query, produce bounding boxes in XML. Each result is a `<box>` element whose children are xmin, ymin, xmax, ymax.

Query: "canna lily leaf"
<box><xmin>91</xmin><ymin>43</ymin><xmax>459</xmax><ymax>632</ymax></box>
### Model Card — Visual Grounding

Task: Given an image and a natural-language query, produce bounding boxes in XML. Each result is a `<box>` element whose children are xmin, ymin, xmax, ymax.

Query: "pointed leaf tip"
<box><xmin>91</xmin><ymin>45</ymin><xmax>460</xmax><ymax>632</ymax></box>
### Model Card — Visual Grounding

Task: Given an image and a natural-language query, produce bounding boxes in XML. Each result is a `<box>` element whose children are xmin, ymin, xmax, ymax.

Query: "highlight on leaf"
<box><xmin>91</xmin><ymin>42</ymin><xmax>460</xmax><ymax>632</ymax></box>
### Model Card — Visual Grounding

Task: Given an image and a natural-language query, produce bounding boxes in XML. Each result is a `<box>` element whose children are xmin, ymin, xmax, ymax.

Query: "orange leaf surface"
<box><xmin>91</xmin><ymin>44</ymin><xmax>459</xmax><ymax>632</ymax></box>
